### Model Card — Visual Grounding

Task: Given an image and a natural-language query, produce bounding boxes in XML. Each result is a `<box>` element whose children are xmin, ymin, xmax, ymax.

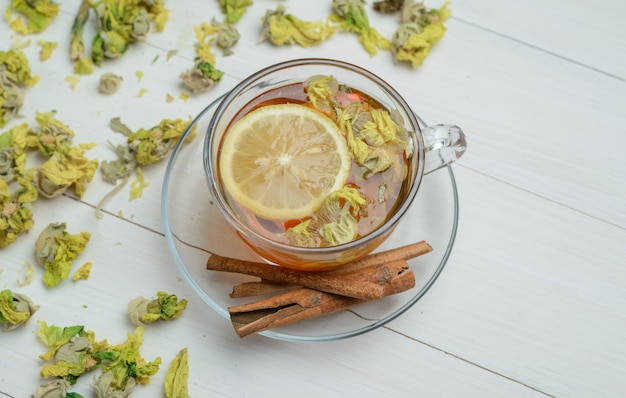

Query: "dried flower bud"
<box><xmin>214</xmin><ymin>19</ymin><xmax>240</xmax><ymax>56</ymax></box>
<box><xmin>33</xmin><ymin>379</ymin><xmax>71</xmax><ymax>398</ymax></box>
<box><xmin>99</xmin><ymin>72</ymin><xmax>123</xmax><ymax>94</ymax></box>
<box><xmin>0</xmin><ymin>289</ymin><xmax>39</xmax><ymax>330</ymax></box>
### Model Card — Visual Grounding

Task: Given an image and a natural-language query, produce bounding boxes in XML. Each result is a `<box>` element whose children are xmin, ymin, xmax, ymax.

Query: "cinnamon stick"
<box><xmin>229</xmin><ymin>280</ymin><xmax>299</xmax><ymax>298</ymax></box>
<box><xmin>229</xmin><ymin>269</ymin><xmax>416</xmax><ymax>337</ymax></box>
<box><xmin>207</xmin><ymin>256</ymin><xmax>410</xmax><ymax>300</ymax></box>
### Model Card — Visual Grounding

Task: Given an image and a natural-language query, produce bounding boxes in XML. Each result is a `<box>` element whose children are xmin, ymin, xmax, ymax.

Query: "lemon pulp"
<box><xmin>219</xmin><ymin>103</ymin><xmax>351</xmax><ymax>220</ymax></box>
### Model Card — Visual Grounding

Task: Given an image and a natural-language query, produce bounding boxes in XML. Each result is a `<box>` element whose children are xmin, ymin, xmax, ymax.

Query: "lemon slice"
<box><xmin>219</xmin><ymin>103</ymin><xmax>351</xmax><ymax>220</ymax></box>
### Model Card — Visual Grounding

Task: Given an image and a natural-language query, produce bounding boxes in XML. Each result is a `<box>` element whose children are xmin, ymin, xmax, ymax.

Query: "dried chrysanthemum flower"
<box><xmin>0</xmin><ymin>123</ymin><xmax>29</xmax><ymax>182</ymax></box>
<box><xmin>0</xmin><ymin>176</ymin><xmax>37</xmax><ymax>248</ymax></box>
<box><xmin>213</xmin><ymin>18</ymin><xmax>240</xmax><ymax>56</ymax></box>
<box><xmin>0</xmin><ymin>289</ymin><xmax>39</xmax><ymax>330</ymax></box>
<box><xmin>219</xmin><ymin>0</ymin><xmax>253</xmax><ymax>24</ymax></box>
<box><xmin>0</xmin><ymin>49</ymin><xmax>40</xmax><ymax>127</ymax></box>
<box><xmin>36</xmin><ymin>144</ymin><xmax>99</xmax><ymax>199</ymax></box>
<box><xmin>128</xmin><ymin>291</ymin><xmax>188</xmax><ymax>326</ymax></box>
<box><xmin>98</xmin><ymin>72</ymin><xmax>123</xmax><ymax>94</ymax></box>
<box><xmin>391</xmin><ymin>0</ymin><xmax>451</xmax><ymax>67</ymax></box>
<box><xmin>93</xmin><ymin>370</ymin><xmax>136</xmax><ymax>397</ymax></box>
<box><xmin>180</xmin><ymin>60</ymin><xmax>223</xmax><ymax>94</ymax></box>
<box><xmin>259</xmin><ymin>4</ymin><xmax>337</xmax><ymax>48</ymax></box>
<box><xmin>164</xmin><ymin>348</ymin><xmax>190</xmax><ymax>398</ymax></box>
<box><xmin>27</xmin><ymin>111</ymin><xmax>76</xmax><ymax>157</ymax></box>
<box><xmin>90</xmin><ymin>0</ymin><xmax>170</xmax><ymax>66</ymax></box>
<box><xmin>7</xmin><ymin>0</ymin><xmax>60</xmax><ymax>34</ymax></box>
<box><xmin>35</xmin><ymin>222</ymin><xmax>91</xmax><ymax>287</ymax></box>
<box><xmin>330</xmin><ymin>0</ymin><xmax>391</xmax><ymax>56</ymax></box>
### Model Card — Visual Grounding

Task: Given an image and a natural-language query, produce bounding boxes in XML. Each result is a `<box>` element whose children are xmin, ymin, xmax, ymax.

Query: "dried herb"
<box><xmin>70</xmin><ymin>0</ymin><xmax>94</xmax><ymax>74</ymax></box>
<box><xmin>36</xmin><ymin>144</ymin><xmax>99</xmax><ymax>199</ymax></box>
<box><xmin>0</xmin><ymin>49</ymin><xmax>40</xmax><ymax>127</ymax></box>
<box><xmin>213</xmin><ymin>18</ymin><xmax>240</xmax><ymax>56</ymax></box>
<box><xmin>391</xmin><ymin>0</ymin><xmax>451</xmax><ymax>67</ymax></box>
<box><xmin>373</xmin><ymin>0</ymin><xmax>405</xmax><ymax>13</ymax></box>
<box><xmin>259</xmin><ymin>4</ymin><xmax>337</xmax><ymax>48</ymax></box>
<box><xmin>34</xmin><ymin>379</ymin><xmax>84</xmax><ymax>398</ymax></box>
<box><xmin>0</xmin><ymin>289</ymin><xmax>39</xmax><ymax>330</ymax></box>
<box><xmin>219</xmin><ymin>0</ymin><xmax>253</xmax><ymax>24</ymax></box>
<box><xmin>35</xmin><ymin>222</ymin><xmax>91</xmax><ymax>287</ymax></box>
<box><xmin>38</xmin><ymin>40</ymin><xmax>58</xmax><ymax>61</ymax></box>
<box><xmin>0</xmin><ymin>123</ymin><xmax>29</xmax><ymax>183</ymax></box>
<box><xmin>7</xmin><ymin>0</ymin><xmax>60</xmax><ymax>34</ymax></box>
<box><xmin>164</xmin><ymin>348</ymin><xmax>190</xmax><ymax>398</ymax></box>
<box><xmin>128</xmin><ymin>291</ymin><xmax>188</xmax><ymax>326</ymax></box>
<box><xmin>180</xmin><ymin>23</ymin><xmax>224</xmax><ymax>93</ymax></box>
<box><xmin>98</xmin><ymin>72</ymin><xmax>123</xmax><ymax>94</ymax></box>
<box><xmin>0</xmin><ymin>176</ymin><xmax>37</xmax><ymax>248</ymax></box>
<box><xmin>330</xmin><ymin>0</ymin><xmax>391</xmax><ymax>56</ymax></box>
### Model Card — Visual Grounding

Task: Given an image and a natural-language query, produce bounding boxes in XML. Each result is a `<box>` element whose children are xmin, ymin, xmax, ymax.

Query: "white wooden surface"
<box><xmin>1</xmin><ymin>1</ymin><xmax>625</xmax><ymax>397</ymax></box>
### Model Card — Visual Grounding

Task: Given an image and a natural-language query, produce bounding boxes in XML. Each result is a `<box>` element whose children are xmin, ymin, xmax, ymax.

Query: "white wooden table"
<box><xmin>1</xmin><ymin>1</ymin><xmax>625</xmax><ymax>397</ymax></box>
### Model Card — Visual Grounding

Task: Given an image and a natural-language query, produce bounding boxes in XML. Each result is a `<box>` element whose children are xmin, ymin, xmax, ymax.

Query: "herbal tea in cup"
<box><xmin>204</xmin><ymin>59</ymin><xmax>466</xmax><ymax>270</ymax></box>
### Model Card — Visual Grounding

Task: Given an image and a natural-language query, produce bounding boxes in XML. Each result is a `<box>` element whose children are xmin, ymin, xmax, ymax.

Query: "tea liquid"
<box><xmin>219</xmin><ymin>81</ymin><xmax>411</xmax><ymax>247</ymax></box>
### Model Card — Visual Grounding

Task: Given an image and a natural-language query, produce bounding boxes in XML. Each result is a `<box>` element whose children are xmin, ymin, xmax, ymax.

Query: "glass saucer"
<box><xmin>161</xmin><ymin>97</ymin><xmax>459</xmax><ymax>342</ymax></box>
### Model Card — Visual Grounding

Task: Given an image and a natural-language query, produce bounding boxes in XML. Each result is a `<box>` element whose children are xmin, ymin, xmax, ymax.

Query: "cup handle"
<box><xmin>422</xmin><ymin>124</ymin><xmax>467</xmax><ymax>174</ymax></box>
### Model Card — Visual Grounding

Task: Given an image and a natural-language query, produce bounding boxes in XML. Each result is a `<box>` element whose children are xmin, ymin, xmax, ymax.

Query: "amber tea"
<box><xmin>216</xmin><ymin>75</ymin><xmax>413</xmax><ymax>250</ymax></box>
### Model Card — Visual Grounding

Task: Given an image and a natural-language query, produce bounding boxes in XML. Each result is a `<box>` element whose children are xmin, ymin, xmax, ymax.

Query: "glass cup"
<box><xmin>204</xmin><ymin>58</ymin><xmax>466</xmax><ymax>270</ymax></box>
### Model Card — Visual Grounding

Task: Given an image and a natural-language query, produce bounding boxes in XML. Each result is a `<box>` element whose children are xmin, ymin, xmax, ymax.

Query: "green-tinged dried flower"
<box><xmin>38</xmin><ymin>40</ymin><xmax>58</xmax><ymax>61</ymax></box>
<box><xmin>128</xmin><ymin>291</ymin><xmax>188</xmax><ymax>326</ymax></box>
<box><xmin>16</xmin><ymin>261</ymin><xmax>35</xmax><ymax>286</ymax></box>
<box><xmin>180</xmin><ymin>60</ymin><xmax>223</xmax><ymax>94</ymax></box>
<box><xmin>391</xmin><ymin>0</ymin><xmax>451</xmax><ymax>67</ymax></box>
<box><xmin>0</xmin><ymin>123</ymin><xmax>30</xmax><ymax>182</ymax></box>
<box><xmin>99</xmin><ymin>72</ymin><xmax>123</xmax><ymax>94</ymax></box>
<box><xmin>37</xmin><ymin>321</ymin><xmax>87</xmax><ymax>361</ymax></box>
<box><xmin>94</xmin><ymin>327</ymin><xmax>161</xmax><ymax>389</ymax></box>
<box><xmin>259</xmin><ymin>4</ymin><xmax>337</xmax><ymax>48</ymax></box>
<box><xmin>93</xmin><ymin>370</ymin><xmax>136</xmax><ymax>398</ymax></box>
<box><xmin>33</xmin><ymin>379</ymin><xmax>74</xmax><ymax>398</ymax></box>
<box><xmin>91</xmin><ymin>0</ymin><xmax>170</xmax><ymax>66</ymax></box>
<box><xmin>40</xmin><ymin>335</ymin><xmax>95</xmax><ymax>381</ymax></box>
<box><xmin>36</xmin><ymin>144</ymin><xmax>99</xmax><ymax>199</ymax></box>
<box><xmin>213</xmin><ymin>18</ymin><xmax>240</xmax><ymax>56</ymax></box>
<box><xmin>286</xmin><ymin>186</ymin><xmax>367</xmax><ymax>247</ymax></box>
<box><xmin>7</xmin><ymin>0</ymin><xmax>60</xmax><ymax>34</ymax></box>
<box><xmin>35</xmin><ymin>222</ymin><xmax>91</xmax><ymax>287</ymax></box>
<box><xmin>0</xmin><ymin>289</ymin><xmax>39</xmax><ymax>330</ymax></box>
<box><xmin>72</xmin><ymin>262</ymin><xmax>92</xmax><ymax>281</ymax></box>
<box><xmin>219</xmin><ymin>0</ymin><xmax>253</xmax><ymax>24</ymax></box>
<box><xmin>28</xmin><ymin>111</ymin><xmax>75</xmax><ymax>156</ymax></box>
<box><xmin>100</xmin><ymin>144</ymin><xmax>137</xmax><ymax>184</ymax></box>
<box><xmin>330</xmin><ymin>0</ymin><xmax>391</xmax><ymax>56</ymax></box>
<box><xmin>0</xmin><ymin>49</ymin><xmax>40</xmax><ymax>127</ymax></box>
<box><xmin>373</xmin><ymin>0</ymin><xmax>405</xmax><ymax>13</ymax></box>
<box><xmin>127</xmin><ymin>117</ymin><xmax>194</xmax><ymax>165</ymax></box>
<box><xmin>164</xmin><ymin>348</ymin><xmax>190</xmax><ymax>398</ymax></box>
<box><xmin>0</xmin><ymin>176</ymin><xmax>36</xmax><ymax>248</ymax></box>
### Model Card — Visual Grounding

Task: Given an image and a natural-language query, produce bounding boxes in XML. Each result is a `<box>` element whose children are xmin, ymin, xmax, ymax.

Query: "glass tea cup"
<box><xmin>204</xmin><ymin>58</ymin><xmax>466</xmax><ymax>271</ymax></box>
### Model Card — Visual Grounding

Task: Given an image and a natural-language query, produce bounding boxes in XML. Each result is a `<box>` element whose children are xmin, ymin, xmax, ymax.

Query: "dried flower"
<box><xmin>7</xmin><ymin>0</ymin><xmax>60</xmax><ymax>34</ymax></box>
<box><xmin>0</xmin><ymin>289</ymin><xmax>39</xmax><ymax>330</ymax></box>
<box><xmin>330</xmin><ymin>0</ymin><xmax>391</xmax><ymax>56</ymax></box>
<box><xmin>93</xmin><ymin>370</ymin><xmax>136</xmax><ymax>398</ymax></box>
<box><xmin>0</xmin><ymin>176</ymin><xmax>37</xmax><ymax>248</ymax></box>
<box><xmin>128</xmin><ymin>291</ymin><xmax>188</xmax><ymax>326</ymax></box>
<box><xmin>28</xmin><ymin>111</ymin><xmax>75</xmax><ymax>157</ymax></box>
<box><xmin>180</xmin><ymin>22</ymin><xmax>224</xmax><ymax>93</ymax></box>
<box><xmin>0</xmin><ymin>49</ymin><xmax>40</xmax><ymax>127</ymax></box>
<box><xmin>213</xmin><ymin>18</ymin><xmax>240</xmax><ymax>56</ymax></box>
<box><xmin>391</xmin><ymin>0</ymin><xmax>451</xmax><ymax>67</ymax></box>
<box><xmin>36</xmin><ymin>144</ymin><xmax>99</xmax><ymax>199</ymax></box>
<box><xmin>219</xmin><ymin>0</ymin><xmax>253</xmax><ymax>24</ymax></box>
<box><xmin>259</xmin><ymin>4</ymin><xmax>337</xmax><ymax>48</ymax></box>
<box><xmin>35</xmin><ymin>222</ymin><xmax>91</xmax><ymax>287</ymax></box>
<box><xmin>33</xmin><ymin>379</ymin><xmax>73</xmax><ymax>398</ymax></box>
<box><xmin>98</xmin><ymin>72</ymin><xmax>123</xmax><ymax>94</ymax></box>
<box><xmin>164</xmin><ymin>348</ymin><xmax>190</xmax><ymax>398</ymax></box>
<box><xmin>0</xmin><ymin>123</ymin><xmax>29</xmax><ymax>182</ymax></box>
